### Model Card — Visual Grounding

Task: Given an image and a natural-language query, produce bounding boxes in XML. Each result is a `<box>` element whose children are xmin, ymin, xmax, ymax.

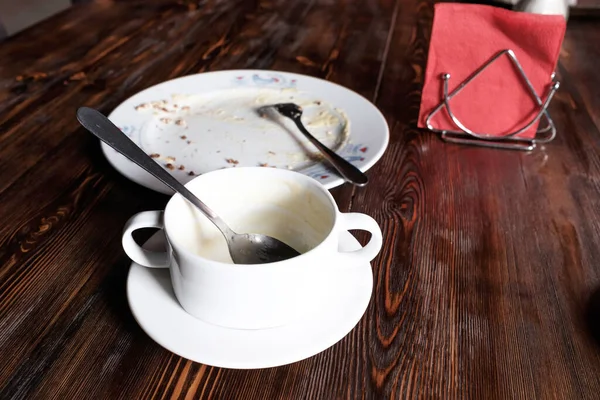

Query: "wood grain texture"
<box><xmin>1</xmin><ymin>0</ymin><xmax>600</xmax><ymax>398</ymax></box>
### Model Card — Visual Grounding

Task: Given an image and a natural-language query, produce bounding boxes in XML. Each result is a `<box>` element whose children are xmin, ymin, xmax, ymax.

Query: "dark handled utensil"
<box><xmin>76</xmin><ymin>106</ymin><xmax>300</xmax><ymax>265</ymax></box>
<box><xmin>259</xmin><ymin>103</ymin><xmax>368</xmax><ymax>187</ymax></box>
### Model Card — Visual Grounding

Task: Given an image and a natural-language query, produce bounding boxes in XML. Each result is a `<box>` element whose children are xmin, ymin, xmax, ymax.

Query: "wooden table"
<box><xmin>1</xmin><ymin>1</ymin><xmax>599</xmax><ymax>398</ymax></box>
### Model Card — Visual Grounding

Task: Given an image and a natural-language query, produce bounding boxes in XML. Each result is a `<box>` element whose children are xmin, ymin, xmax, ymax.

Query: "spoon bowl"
<box><xmin>76</xmin><ymin>107</ymin><xmax>300</xmax><ymax>264</ymax></box>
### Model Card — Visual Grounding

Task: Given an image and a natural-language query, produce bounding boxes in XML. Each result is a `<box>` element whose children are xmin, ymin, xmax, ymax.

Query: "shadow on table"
<box><xmin>101</xmin><ymin>257</ymin><xmax>143</xmax><ymax>334</ymax></box>
<box><xmin>102</xmin><ymin>231</ymin><xmax>171</xmax><ymax>336</ymax></box>
<box><xmin>585</xmin><ymin>286</ymin><xmax>600</xmax><ymax>347</ymax></box>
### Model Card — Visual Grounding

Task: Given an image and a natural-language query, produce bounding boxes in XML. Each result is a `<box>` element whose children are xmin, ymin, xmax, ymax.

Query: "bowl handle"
<box><xmin>122</xmin><ymin>211</ymin><xmax>169</xmax><ymax>268</ymax></box>
<box><xmin>337</xmin><ymin>213</ymin><xmax>383</xmax><ymax>264</ymax></box>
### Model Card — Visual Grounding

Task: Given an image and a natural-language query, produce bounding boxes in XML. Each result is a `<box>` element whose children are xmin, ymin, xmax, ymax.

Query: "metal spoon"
<box><xmin>259</xmin><ymin>103</ymin><xmax>368</xmax><ymax>186</ymax></box>
<box><xmin>76</xmin><ymin>107</ymin><xmax>300</xmax><ymax>264</ymax></box>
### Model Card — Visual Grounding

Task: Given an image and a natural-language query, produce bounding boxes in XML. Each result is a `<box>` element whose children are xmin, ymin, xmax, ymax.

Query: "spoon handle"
<box><xmin>290</xmin><ymin>117</ymin><xmax>368</xmax><ymax>186</ymax></box>
<box><xmin>76</xmin><ymin>107</ymin><xmax>232</xmax><ymax>235</ymax></box>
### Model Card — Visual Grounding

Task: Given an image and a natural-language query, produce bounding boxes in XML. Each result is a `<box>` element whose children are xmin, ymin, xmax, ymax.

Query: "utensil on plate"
<box><xmin>76</xmin><ymin>107</ymin><xmax>301</xmax><ymax>264</ymax></box>
<box><xmin>259</xmin><ymin>103</ymin><xmax>369</xmax><ymax>186</ymax></box>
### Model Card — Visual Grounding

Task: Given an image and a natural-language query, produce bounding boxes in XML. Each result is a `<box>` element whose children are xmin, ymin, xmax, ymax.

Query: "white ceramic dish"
<box><xmin>127</xmin><ymin>231</ymin><xmax>373</xmax><ymax>369</ymax></box>
<box><xmin>104</xmin><ymin>70</ymin><xmax>389</xmax><ymax>194</ymax></box>
<box><xmin>122</xmin><ymin>167</ymin><xmax>382</xmax><ymax>330</ymax></box>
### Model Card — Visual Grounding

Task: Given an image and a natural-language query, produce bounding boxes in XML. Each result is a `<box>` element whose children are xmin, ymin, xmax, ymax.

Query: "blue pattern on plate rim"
<box><xmin>116</xmin><ymin>124</ymin><xmax>146</xmax><ymax>149</ymax></box>
<box><xmin>119</xmin><ymin>125</ymin><xmax>134</xmax><ymax>134</ymax></box>
<box><xmin>233</xmin><ymin>72</ymin><xmax>297</xmax><ymax>88</ymax></box>
<box><xmin>118</xmin><ymin>125</ymin><xmax>137</xmax><ymax>139</ymax></box>
<box><xmin>299</xmin><ymin>143</ymin><xmax>368</xmax><ymax>180</ymax></box>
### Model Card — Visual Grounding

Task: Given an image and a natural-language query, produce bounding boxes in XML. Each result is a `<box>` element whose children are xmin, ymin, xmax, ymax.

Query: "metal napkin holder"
<box><xmin>425</xmin><ymin>49</ymin><xmax>560</xmax><ymax>151</ymax></box>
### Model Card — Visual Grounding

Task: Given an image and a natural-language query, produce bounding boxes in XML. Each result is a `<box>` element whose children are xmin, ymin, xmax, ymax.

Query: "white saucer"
<box><xmin>105</xmin><ymin>70</ymin><xmax>389</xmax><ymax>194</ymax></box>
<box><xmin>127</xmin><ymin>231</ymin><xmax>373</xmax><ymax>369</ymax></box>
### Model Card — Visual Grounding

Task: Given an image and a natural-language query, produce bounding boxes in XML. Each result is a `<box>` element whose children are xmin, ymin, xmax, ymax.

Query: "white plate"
<box><xmin>105</xmin><ymin>70</ymin><xmax>389</xmax><ymax>194</ymax></box>
<box><xmin>127</xmin><ymin>231</ymin><xmax>373</xmax><ymax>369</ymax></box>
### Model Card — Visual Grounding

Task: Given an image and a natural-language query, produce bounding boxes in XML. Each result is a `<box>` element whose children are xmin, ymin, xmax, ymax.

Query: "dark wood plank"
<box><xmin>560</xmin><ymin>18</ymin><xmax>600</xmax><ymax>132</ymax></box>
<box><xmin>0</xmin><ymin>0</ymin><xmax>255</xmax><ymax>195</ymax></box>
<box><xmin>0</xmin><ymin>21</ymin><xmax>7</xmax><ymax>41</ymax></box>
<box><xmin>1</xmin><ymin>0</ymin><xmax>600</xmax><ymax>399</ymax></box>
<box><xmin>348</xmin><ymin>4</ymin><xmax>600</xmax><ymax>398</ymax></box>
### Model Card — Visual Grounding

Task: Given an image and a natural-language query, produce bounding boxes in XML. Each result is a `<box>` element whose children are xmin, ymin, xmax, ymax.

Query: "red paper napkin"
<box><xmin>418</xmin><ymin>3</ymin><xmax>566</xmax><ymax>138</ymax></box>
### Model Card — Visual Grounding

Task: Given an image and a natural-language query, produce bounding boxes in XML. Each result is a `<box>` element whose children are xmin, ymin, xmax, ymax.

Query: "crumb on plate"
<box><xmin>135</xmin><ymin>103</ymin><xmax>151</xmax><ymax>111</ymax></box>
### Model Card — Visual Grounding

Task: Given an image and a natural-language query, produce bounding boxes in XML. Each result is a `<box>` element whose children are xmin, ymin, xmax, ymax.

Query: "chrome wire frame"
<box><xmin>425</xmin><ymin>49</ymin><xmax>559</xmax><ymax>151</ymax></box>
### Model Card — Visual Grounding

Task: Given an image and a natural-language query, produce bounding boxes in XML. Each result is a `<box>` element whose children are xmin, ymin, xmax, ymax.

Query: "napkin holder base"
<box><xmin>424</xmin><ymin>49</ymin><xmax>560</xmax><ymax>151</ymax></box>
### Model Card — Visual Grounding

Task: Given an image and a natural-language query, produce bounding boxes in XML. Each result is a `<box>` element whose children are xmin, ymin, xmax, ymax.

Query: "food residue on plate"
<box><xmin>135</xmin><ymin>103</ymin><xmax>151</xmax><ymax>111</ymax></box>
<box><xmin>306</xmin><ymin>110</ymin><xmax>339</xmax><ymax>128</ymax></box>
<box><xmin>134</xmin><ymin>88</ymin><xmax>352</xmax><ymax>175</ymax></box>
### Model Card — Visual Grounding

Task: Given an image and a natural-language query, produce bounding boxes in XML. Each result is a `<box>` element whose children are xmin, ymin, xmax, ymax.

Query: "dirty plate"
<box><xmin>104</xmin><ymin>70</ymin><xmax>389</xmax><ymax>194</ymax></box>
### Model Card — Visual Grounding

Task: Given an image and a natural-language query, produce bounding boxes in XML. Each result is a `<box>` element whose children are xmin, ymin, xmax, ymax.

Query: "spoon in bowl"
<box><xmin>76</xmin><ymin>107</ymin><xmax>300</xmax><ymax>264</ymax></box>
